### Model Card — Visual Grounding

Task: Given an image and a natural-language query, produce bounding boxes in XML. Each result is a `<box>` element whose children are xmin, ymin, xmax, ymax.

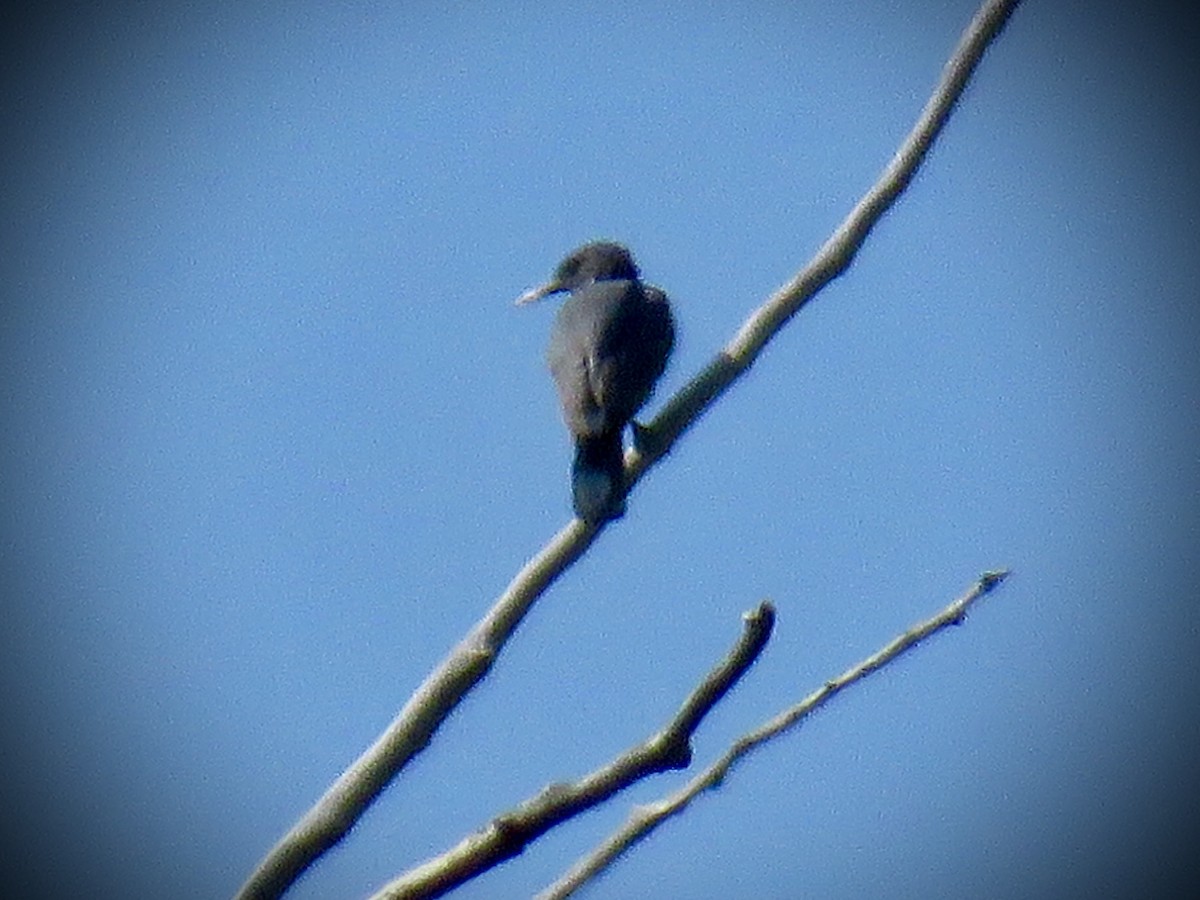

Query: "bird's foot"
<box><xmin>630</xmin><ymin>420</ymin><xmax>661</xmax><ymax>456</ymax></box>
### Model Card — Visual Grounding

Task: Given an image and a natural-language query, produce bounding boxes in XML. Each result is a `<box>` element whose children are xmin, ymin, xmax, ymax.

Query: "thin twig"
<box><xmin>368</xmin><ymin>603</ymin><xmax>776</xmax><ymax>900</ymax></box>
<box><xmin>235</xmin><ymin>1</ymin><xmax>1021</xmax><ymax>895</ymax></box>
<box><xmin>537</xmin><ymin>570</ymin><xmax>1011</xmax><ymax>900</ymax></box>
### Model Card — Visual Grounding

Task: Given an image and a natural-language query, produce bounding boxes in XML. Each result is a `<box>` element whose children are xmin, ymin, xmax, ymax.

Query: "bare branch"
<box><xmin>536</xmin><ymin>570</ymin><xmax>1012</xmax><ymax>900</ymax></box>
<box><xmin>235</xmin><ymin>519</ymin><xmax>595</xmax><ymax>900</ymax></box>
<box><xmin>629</xmin><ymin>0</ymin><xmax>1022</xmax><ymax>476</ymax></box>
<box><xmin>235</xmin><ymin>1</ymin><xmax>1021</xmax><ymax>896</ymax></box>
<box><xmin>367</xmin><ymin>602</ymin><xmax>776</xmax><ymax>900</ymax></box>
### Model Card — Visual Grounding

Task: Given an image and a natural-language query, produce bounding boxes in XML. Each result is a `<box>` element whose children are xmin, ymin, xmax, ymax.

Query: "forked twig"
<box><xmin>369</xmin><ymin>603</ymin><xmax>776</xmax><ymax>900</ymax></box>
<box><xmin>536</xmin><ymin>571</ymin><xmax>1011</xmax><ymax>899</ymax></box>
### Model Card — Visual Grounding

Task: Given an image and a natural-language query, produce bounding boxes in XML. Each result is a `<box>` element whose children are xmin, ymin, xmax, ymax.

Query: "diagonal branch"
<box><xmin>234</xmin><ymin>2</ymin><xmax>1021</xmax><ymax>896</ymax></box>
<box><xmin>367</xmin><ymin>602</ymin><xmax>776</xmax><ymax>900</ymax></box>
<box><xmin>536</xmin><ymin>570</ymin><xmax>1012</xmax><ymax>900</ymax></box>
<box><xmin>628</xmin><ymin>0</ymin><xmax>1022</xmax><ymax>475</ymax></box>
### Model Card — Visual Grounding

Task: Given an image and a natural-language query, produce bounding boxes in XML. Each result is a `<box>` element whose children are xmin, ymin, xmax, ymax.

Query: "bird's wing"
<box><xmin>591</xmin><ymin>288</ymin><xmax>674</xmax><ymax>424</ymax></box>
<box><xmin>548</xmin><ymin>323</ymin><xmax>608</xmax><ymax>437</ymax></box>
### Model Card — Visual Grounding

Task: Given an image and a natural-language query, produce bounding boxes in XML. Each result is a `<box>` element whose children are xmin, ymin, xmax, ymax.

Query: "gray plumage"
<box><xmin>516</xmin><ymin>242</ymin><xmax>675</xmax><ymax>522</ymax></box>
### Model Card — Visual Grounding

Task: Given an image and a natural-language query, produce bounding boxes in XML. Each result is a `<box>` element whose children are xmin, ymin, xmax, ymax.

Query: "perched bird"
<box><xmin>516</xmin><ymin>242</ymin><xmax>675</xmax><ymax>522</ymax></box>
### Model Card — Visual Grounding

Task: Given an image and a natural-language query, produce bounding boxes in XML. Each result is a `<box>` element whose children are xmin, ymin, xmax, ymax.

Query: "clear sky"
<box><xmin>3</xmin><ymin>1</ymin><xmax>1198</xmax><ymax>898</ymax></box>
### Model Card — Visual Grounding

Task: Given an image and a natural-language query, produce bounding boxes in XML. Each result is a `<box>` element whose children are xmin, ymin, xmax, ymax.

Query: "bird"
<box><xmin>516</xmin><ymin>241</ymin><xmax>675</xmax><ymax>523</ymax></box>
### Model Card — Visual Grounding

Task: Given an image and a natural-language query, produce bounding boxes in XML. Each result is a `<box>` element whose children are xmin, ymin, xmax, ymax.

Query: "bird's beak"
<box><xmin>514</xmin><ymin>280</ymin><xmax>563</xmax><ymax>307</ymax></box>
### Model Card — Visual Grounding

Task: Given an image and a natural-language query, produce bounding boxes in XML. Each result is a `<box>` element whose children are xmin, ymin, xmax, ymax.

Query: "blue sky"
<box><xmin>3</xmin><ymin>1</ymin><xmax>1198</xmax><ymax>898</ymax></box>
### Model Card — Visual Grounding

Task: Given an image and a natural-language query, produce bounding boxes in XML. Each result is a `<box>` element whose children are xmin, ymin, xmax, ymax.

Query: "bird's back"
<box><xmin>548</xmin><ymin>280</ymin><xmax>674</xmax><ymax>438</ymax></box>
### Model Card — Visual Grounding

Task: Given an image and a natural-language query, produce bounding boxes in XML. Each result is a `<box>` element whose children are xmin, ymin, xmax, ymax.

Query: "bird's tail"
<box><xmin>571</xmin><ymin>431</ymin><xmax>627</xmax><ymax>523</ymax></box>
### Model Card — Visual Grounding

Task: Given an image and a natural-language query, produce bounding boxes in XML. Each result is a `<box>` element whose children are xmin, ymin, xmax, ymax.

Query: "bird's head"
<box><xmin>515</xmin><ymin>242</ymin><xmax>639</xmax><ymax>306</ymax></box>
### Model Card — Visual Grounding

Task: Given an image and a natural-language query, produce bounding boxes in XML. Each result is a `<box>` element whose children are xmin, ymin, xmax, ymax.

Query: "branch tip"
<box><xmin>979</xmin><ymin>569</ymin><xmax>1010</xmax><ymax>591</ymax></box>
<box><xmin>540</xmin><ymin>566</ymin><xmax>1016</xmax><ymax>896</ymax></box>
